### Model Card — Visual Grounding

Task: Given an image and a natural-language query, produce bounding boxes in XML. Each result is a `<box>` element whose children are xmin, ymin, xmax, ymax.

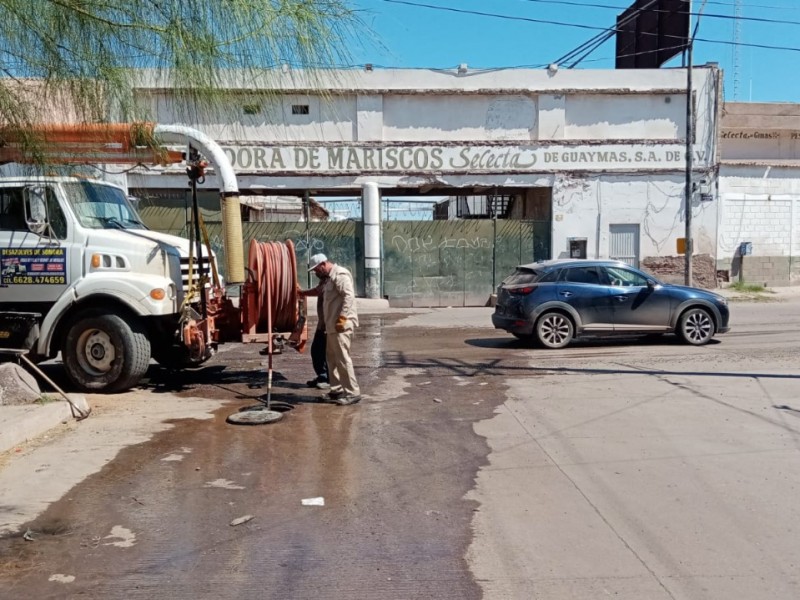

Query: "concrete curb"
<box><xmin>0</xmin><ymin>396</ymin><xmax>89</xmax><ymax>455</ymax></box>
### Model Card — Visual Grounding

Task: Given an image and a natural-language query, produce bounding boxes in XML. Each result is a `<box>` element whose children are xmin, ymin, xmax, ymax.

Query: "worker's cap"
<box><xmin>308</xmin><ymin>253</ymin><xmax>328</xmax><ymax>271</ymax></box>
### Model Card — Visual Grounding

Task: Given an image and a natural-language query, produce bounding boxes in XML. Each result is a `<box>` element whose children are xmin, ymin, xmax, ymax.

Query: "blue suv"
<box><xmin>492</xmin><ymin>259</ymin><xmax>730</xmax><ymax>348</ymax></box>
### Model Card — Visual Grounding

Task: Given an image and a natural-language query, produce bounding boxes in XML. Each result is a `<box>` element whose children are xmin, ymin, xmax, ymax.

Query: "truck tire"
<box><xmin>63</xmin><ymin>312</ymin><xmax>151</xmax><ymax>393</ymax></box>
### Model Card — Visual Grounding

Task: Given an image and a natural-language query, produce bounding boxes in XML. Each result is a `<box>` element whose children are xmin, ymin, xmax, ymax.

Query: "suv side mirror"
<box><xmin>24</xmin><ymin>186</ymin><xmax>48</xmax><ymax>235</ymax></box>
<box><xmin>646</xmin><ymin>279</ymin><xmax>656</xmax><ymax>289</ymax></box>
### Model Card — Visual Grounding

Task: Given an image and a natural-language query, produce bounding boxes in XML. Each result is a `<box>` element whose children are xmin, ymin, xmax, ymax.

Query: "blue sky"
<box><xmin>352</xmin><ymin>0</ymin><xmax>800</xmax><ymax>103</ymax></box>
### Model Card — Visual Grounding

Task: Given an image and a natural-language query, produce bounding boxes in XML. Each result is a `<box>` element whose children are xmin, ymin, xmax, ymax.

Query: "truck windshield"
<box><xmin>62</xmin><ymin>181</ymin><xmax>146</xmax><ymax>230</ymax></box>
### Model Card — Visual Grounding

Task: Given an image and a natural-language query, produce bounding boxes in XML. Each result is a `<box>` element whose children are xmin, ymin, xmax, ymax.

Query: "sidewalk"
<box><xmin>0</xmin><ymin>398</ymin><xmax>89</xmax><ymax>456</ymax></box>
<box><xmin>716</xmin><ymin>284</ymin><xmax>800</xmax><ymax>301</ymax></box>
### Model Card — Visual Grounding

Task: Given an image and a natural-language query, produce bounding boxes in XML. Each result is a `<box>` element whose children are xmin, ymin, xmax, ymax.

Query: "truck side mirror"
<box><xmin>24</xmin><ymin>186</ymin><xmax>49</xmax><ymax>235</ymax></box>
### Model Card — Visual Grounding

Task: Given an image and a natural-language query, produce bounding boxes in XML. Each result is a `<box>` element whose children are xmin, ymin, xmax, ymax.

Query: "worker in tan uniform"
<box><xmin>307</xmin><ymin>253</ymin><xmax>360</xmax><ymax>405</ymax></box>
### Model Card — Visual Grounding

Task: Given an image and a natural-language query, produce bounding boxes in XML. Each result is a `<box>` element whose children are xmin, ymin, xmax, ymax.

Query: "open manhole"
<box><xmin>227</xmin><ymin>408</ymin><xmax>284</xmax><ymax>425</ymax></box>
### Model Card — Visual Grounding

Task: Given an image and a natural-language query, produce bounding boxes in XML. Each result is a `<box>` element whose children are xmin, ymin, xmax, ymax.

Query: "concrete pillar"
<box><xmin>362</xmin><ymin>182</ymin><xmax>381</xmax><ymax>299</ymax></box>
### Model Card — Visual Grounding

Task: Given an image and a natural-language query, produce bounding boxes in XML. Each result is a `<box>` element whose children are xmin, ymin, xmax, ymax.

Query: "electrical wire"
<box><xmin>507</xmin><ymin>0</ymin><xmax>800</xmax><ymax>28</ymax></box>
<box><xmin>380</xmin><ymin>0</ymin><xmax>800</xmax><ymax>55</ymax></box>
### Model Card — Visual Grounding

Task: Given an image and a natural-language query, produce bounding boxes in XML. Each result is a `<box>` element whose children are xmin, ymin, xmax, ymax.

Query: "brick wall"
<box><xmin>642</xmin><ymin>254</ymin><xmax>717</xmax><ymax>289</ymax></box>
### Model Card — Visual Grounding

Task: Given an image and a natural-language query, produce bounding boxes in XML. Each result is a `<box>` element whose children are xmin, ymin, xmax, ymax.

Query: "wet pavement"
<box><xmin>0</xmin><ymin>315</ymin><xmax>525</xmax><ymax>599</ymax></box>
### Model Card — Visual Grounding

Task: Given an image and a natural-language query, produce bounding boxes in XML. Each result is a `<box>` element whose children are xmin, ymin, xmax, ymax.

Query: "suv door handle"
<box><xmin>615</xmin><ymin>295</ymin><xmax>629</xmax><ymax>302</ymax></box>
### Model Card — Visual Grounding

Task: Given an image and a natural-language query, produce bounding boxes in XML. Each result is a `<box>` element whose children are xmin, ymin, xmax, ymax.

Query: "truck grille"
<box><xmin>179</xmin><ymin>255</ymin><xmax>214</xmax><ymax>296</ymax></box>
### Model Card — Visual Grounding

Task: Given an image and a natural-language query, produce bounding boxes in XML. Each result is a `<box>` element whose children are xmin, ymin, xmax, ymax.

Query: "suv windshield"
<box><xmin>62</xmin><ymin>181</ymin><xmax>146</xmax><ymax>230</ymax></box>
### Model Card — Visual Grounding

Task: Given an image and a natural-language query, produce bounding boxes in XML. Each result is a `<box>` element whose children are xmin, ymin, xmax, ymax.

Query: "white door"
<box><xmin>609</xmin><ymin>224</ymin><xmax>640</xmax><ymax>267</ymax></box>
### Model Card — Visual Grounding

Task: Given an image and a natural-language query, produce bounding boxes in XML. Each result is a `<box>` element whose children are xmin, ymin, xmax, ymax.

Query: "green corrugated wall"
<box><xmin>144</xmin><ymin>216</ymin><xmax>548</xmax><ymax>306</ymax></box>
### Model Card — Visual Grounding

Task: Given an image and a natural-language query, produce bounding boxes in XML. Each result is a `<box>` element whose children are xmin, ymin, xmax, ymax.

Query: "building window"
<box><xmin>455</xmin><ymin>194</ymin><xmax>515</xmax><ymax>219</ymax></box>
<box><xmin>291</xmin><ymin>104</ymin><xmax>310</xmax><ymax>115</ymax></box>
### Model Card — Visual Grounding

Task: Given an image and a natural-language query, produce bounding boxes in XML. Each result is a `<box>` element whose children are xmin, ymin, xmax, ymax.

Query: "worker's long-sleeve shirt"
<box><xmin>322</xmin><ymin>264</ymin><xmax>358</xmax><ymax>332</ymax></box>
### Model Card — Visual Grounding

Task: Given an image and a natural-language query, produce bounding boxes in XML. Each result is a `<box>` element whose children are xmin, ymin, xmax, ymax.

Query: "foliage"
<box><xmin>0</xmin><ymin>0</ymin><xmax>363</xmax><ymax>154</ymax></box>
<box><xmin>729</xmin><ymin>281</ymin><xmax>766</xmax><ymax>293</ymax></box>
<box><xmin>35</xmin><ymin>394</ymin><xmax>58</xmax><ymax>405</ymax></box>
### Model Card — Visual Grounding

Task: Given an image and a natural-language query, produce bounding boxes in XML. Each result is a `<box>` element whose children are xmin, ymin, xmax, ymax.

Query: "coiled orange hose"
<box><xmin>247</xmin><ymin>239</ymin><xmax>300</xmax><ymax>333</ymax></box>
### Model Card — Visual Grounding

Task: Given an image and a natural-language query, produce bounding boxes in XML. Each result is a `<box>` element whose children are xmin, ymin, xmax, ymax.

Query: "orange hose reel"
<box><xmin>242</xmin><ymin>239</ymin><xmax>307</xmax><ymax>353</ymax></box>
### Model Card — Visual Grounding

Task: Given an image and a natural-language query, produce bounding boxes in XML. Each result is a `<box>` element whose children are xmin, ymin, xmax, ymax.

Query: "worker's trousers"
<box><xmin>326</xmin><ymin>329</ymin><xmax>360</xmax><ymax>396</ymax></box>
<box><xmin>311</xmin><ymin>328</ymin><xmax>328</xmax><ymax>381</ymax></box>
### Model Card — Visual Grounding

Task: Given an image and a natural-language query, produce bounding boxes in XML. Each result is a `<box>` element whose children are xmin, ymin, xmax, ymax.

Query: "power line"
<box><xmin>507</xmin><ymin>0</ymin><xmax>800</xmax><ymax>27</ymax></box>
<box><xmin>554</xmin><ymin>0</ymin><xmax>658</xmax><ymax>66</ymax></box>
<box><xmin>381</xmin><ymin>0</ymin><xmax>800</xmax><ymax>54</ymax></box>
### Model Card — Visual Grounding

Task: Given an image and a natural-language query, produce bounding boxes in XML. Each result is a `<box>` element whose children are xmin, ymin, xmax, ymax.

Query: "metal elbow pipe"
<box><xmin>154</xmin><ymin>124</ymin><xmax>245</xmax><ymax>284</ymax></box>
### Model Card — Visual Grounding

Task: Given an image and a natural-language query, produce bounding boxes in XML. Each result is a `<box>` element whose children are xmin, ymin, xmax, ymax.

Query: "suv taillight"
<box><xmin>508</xmin><ymin>286</ymin><xmax>535</xmax><ymax>295</ymax></box>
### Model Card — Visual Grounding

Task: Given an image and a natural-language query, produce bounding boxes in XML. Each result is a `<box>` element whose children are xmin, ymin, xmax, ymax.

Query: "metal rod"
<box><xmin>304</xmin><ymin>190</ymin><xmax>311</xmax><ymax>288</ymax></box>
<box><xmin>19</xmin><ymin>354</ymin><xmax>90</xmax><ymax>420</ymax></box>
<box><xmin>265</xmin><ymin>257</ymin><xmax>273</xmax><ymax>410</ymax></box>
<box><xmin>190</xmin><ymin>157</ymin><xmax>208</xmax><ymax>318</ymax></box>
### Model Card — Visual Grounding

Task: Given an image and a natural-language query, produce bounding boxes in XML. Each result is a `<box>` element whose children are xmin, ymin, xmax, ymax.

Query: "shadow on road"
<box><xmin>383</xmin><ymin>350</ymin><xmax>800</xmax><ymax>381</ymax></box>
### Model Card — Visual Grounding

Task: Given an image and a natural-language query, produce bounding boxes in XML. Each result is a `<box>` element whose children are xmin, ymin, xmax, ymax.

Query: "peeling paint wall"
<box><xmin>551</xmin><ymin>174</ymin><xmax>718</xmax><ymax>266</ymax></box>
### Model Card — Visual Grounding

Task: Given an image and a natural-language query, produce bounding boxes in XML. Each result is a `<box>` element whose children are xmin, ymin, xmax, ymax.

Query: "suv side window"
<box><xmin>538</xmin><ymin>269</ymin><xmax>560</xmax><ymax>283</ymax></box>
<box><xmin>562</xmin><ymin>266</ymin><xmax>604</xmax><ymax>285</ymax></box>
<box><xmin>606</xmin><ymin>266</ymin><xmax>649</xmax><ymax>287</ymax></box>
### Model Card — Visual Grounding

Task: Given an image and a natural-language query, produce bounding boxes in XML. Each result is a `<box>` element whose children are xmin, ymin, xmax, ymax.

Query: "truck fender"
<box><xmin>37</xmin><ymin>274</ymin><xmax>177</xmax><ymax>357</ymax></box>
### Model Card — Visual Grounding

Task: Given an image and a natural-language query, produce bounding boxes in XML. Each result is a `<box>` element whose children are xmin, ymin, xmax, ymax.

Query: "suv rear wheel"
<box><xmin>535</xmin><ymin>311</ymin><xmax>574</xmax><ymax>349</ymax></box>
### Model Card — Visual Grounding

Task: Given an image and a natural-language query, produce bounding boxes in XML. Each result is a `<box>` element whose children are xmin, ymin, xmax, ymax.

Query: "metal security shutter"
<box><xmin>609</xmin><ymin>224</ymin><xmax>640</xmax><ymax>267</ymax></box>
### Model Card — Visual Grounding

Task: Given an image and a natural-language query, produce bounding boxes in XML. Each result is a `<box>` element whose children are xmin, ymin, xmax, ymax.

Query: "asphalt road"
<box><xmin>1</xmin><ymin>297</ymin><xmax>799</xmax><ymax>599</ymax></box>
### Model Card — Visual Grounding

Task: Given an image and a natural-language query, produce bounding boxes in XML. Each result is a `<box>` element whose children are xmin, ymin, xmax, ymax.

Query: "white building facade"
<box><xmin>127</xmin><ymin>66</ymin><xmax>722</xmax><ymax>289</ymax></box>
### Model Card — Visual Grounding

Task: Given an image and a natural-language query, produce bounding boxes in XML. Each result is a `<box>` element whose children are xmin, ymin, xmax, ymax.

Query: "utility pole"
<box><xmin>684</xmin><ymin>0</ymin><xmax>694</xmax><ymax>286</ymax></box>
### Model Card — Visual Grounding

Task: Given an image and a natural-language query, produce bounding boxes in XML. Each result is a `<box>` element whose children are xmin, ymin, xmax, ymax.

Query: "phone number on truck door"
<box><xmin>4</xmin><ymin>275</ymin><xmax>66</xmax><ymax>285</ymax></box>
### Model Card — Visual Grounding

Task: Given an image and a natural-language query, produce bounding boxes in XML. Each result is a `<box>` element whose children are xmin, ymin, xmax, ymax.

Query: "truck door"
<box><xmin>0</xmin><ymin>185</ymin><xmax>72</xmax><ymax>314</ymax></box>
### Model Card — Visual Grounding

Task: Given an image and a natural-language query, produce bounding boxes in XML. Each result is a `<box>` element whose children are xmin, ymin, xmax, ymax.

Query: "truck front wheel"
<box><xmin>63</xmin><ymin>312</ymin><xmax>151</xmax><ymax>393</ymax></box>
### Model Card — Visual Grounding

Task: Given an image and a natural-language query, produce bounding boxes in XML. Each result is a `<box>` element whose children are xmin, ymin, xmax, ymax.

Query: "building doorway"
<box><xmin>609</xmin><ymin>224</ymin><xmax>640</xmax><ymax>267</ymax></box>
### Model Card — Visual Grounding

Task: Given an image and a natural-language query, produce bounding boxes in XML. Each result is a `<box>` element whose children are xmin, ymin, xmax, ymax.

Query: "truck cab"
<box><xmin>0</xmin><ymin>177</ymin><xmax>217</xmax><ymax>392</ymax></box>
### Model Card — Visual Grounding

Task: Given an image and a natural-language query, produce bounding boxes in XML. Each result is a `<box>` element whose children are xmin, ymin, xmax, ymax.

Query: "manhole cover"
<box><xmin>227</xmin><ymin>409</ymin><xmax>284</xmax><ymax>425</ymax></box>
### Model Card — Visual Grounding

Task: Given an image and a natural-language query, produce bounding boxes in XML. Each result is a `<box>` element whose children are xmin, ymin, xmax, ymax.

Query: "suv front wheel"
<box><xmin>677</xmin><ymin>307</ymin><xmax>715</xmax><ymax>346</ymax></box>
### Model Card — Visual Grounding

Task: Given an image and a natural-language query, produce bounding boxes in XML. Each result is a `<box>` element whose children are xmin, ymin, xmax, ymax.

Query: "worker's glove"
<box><xmin>335</xmin><ymin>315</ymin><xmax>348</xmax><ymax>332</ymax></box>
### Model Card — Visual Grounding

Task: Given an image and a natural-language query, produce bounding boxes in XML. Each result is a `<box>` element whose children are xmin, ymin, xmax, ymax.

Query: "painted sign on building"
<box><xmin>218</xmin><ymin>144</ymin><xmax>709</xmax><ymax>174</ymax></box>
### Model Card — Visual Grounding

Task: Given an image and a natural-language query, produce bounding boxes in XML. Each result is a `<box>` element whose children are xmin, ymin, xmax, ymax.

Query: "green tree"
<box><xmin>0</xmin><ymin>0</ymin><xmax>363</xmax><ymax>149</ymax></box>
